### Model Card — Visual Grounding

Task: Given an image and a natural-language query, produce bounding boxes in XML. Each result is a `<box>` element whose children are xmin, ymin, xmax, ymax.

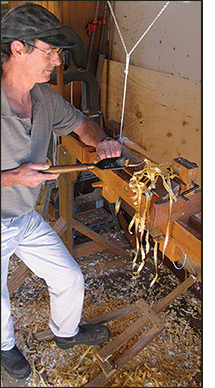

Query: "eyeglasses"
<box><xmin>22</xmin><ymin>41</ymin><xmax>63</xmax><ymax>57</ymax></box>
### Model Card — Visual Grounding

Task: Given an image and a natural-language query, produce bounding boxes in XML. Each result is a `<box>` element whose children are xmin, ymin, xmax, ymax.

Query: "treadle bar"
<box><xmin>88</xmin><ymin>275</ymin><xmax>195</xmax><ymax>326</ymax></box>
<box><xmin>135</xmin><ymin>298</ymin><xmax>164</xmax><ymax>331</ymax></box>
<box><xmin>96</xmin><ymin>299</ymin><xmax>164</xmax><ymax>363</ymax></box>
<box><xmin>84</xmin><ymin>276</ymin><xmax>195</xmax><ymax>387</ymax></box>
<box><xmin>86</xmin><ymin>325</ymin><xmax>164</xmax><ymax>385</ymax></box>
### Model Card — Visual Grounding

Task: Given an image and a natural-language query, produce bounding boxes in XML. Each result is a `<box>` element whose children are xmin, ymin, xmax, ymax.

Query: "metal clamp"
<box><xmin>180</xmin><ymin>181</ymin><xmax>200</xmax><ymax>202</ymax></box>
<box><xmin>120</xmin><ymin>136</ymin><xmax>129</xmax><ymax>145</ymax></box>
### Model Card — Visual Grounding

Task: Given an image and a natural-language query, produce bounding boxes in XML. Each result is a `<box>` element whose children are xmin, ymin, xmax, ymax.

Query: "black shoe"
<box><xmin>54</xmin><ymin>324</ymin><xmax>111</xmax><ymax>349</ymax></box>
<box><xmin>1</xmin><ymin>345</ymin><xmax>31</xmax><ymax>380</ymax></box>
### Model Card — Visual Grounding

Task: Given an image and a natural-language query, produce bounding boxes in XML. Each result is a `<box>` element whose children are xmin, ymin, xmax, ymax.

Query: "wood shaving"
<box><xmin>127</xmin><ymin>159</ymin><xmax>177</xmax><ymax>285</ymax></box>
<box><xmin>4</xmin><ymin>233</ymin><xmax>201</xmax><ymax>387</ymax></box>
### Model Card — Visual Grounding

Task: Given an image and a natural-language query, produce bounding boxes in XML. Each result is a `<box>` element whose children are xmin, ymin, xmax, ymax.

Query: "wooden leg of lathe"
<box><xmin>58</xmin><ymin>144</ymin><xmax>74</xmax><ymax>254</ymax></box>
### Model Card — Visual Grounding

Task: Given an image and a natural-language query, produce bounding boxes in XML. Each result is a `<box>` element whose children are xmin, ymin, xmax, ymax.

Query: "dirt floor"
<box><xmin>1</xmin><ymin>210</ymin><xmax>201</xmax><ymax>387</ymax></box>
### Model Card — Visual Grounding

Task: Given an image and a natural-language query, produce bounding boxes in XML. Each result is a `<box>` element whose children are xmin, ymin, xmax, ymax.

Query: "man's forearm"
<box><xmin>73</xmin><ymin>116</ymin><xmax>121</xmax><ymax>161</ymax></box>
<box><xmin>1</xmin><ymin>163</ymin><xmax>59</xmax><ymax>188</ymax></box>
<box><xmin>73</xmin><ymin>116</ymin><xmax>107</xmax><ymax>148</ymax></box>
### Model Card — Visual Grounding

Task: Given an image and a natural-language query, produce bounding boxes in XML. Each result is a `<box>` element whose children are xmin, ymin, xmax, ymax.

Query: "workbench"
<box><xmin>50</xmin><ymin>132</ymin><xmax>201</xmax><ymax>386</ymax></box>
<box><xmin>7</xmin><ymin>131</ymin><xmax>201</xmax><ymax>387</ymax></box>
<box><xmin>58</xmin><ymin>132</ymin><xmax>201</xmax><ymax>272</ymax></box>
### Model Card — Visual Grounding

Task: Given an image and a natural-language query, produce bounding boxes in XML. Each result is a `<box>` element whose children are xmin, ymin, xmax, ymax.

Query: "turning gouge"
<box><xmin>42</xmin><ymin>156</ymin><xmax>139</xmax><ymax>174</ymax></box>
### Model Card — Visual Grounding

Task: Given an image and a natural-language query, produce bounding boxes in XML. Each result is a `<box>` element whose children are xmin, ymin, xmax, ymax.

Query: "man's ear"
<box><xmin>10</xmin><ymin>40</ymin><xmax>25</xmax><ymax>58</ymax></box>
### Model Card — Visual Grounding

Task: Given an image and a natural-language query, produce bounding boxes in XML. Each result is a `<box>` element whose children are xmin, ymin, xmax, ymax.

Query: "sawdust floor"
<box><xmin>2</xmin><ymin>217</ymin><xmax>201</xmax><ymax>387</ymax></box>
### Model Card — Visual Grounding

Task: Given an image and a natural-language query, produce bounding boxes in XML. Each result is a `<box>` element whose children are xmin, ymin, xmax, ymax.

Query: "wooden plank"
<box><xmin>159</xmin><ymin>237</ymin><xmax>183</xmax><ymax>263</ymax></box>
<box><xmin>70</xmin><ymin>217</ymin><xmax>131</xmax><ymax>261</ymax></box>
<box><xmin>91</xmin><ymin>168</ymin><xmax>139</xmax><ymax>210</ymax></box>
<box><xmin>88</xmin><ymin>304</ymin><xmax>138</xmax><ymax>325</ymax></box>
<box><xmin>61</xmin><ymin>134</ymin><xmax>97</xmax><ymax>164</ymax></box>
<box><xmin>96</xmin><ymin>54</ymin><xmax>106</xmax><ymax>91</ymax></box>
<box><xmin>92</xmin><ymin>346</ymin><xmax>116</xmax><ymax>378</ymax></box>
<box><xmin>96</xmin><ymin>315</ymin><xmax>157</xmax><ymax>363</ymax></box>
<box><xmin>72</xmin><ymin>241</ymin><xmax>104</xmax><ymax>259</ymax></box>
<box><xmin>100</xmin><ymin>60</ymin><xmax>201</xmax><ymax>185</ymax></box>
<box><xmin>58</xmin><ymin>145</ymin><xmax>74</xmax><ymax>253</ymax></box>
<box><xmin>86</xmin><ymin>326</ymin><xmax>164</xmax><ymax>387</ymax></box>
<box><xmin>51</xmin><ymin>216</ymin><xmax>67</xmax><ymax>237</ymax></box>
<box><xmin>172</xmin><ymin>158</ymin><xmax>199</xmax><ymax>187</ymax></box>
<box><xmin>136</xmin><ymin>299</ymin><xmax>164</xmax><ymax>331</ymax></box>
<box><xmin>33</xmin><ymin>329</ymin><xmax>54</xmax><ymax>342</ymax></box>
<box><xmin>102</xmin><ymin>184</ymin><xmax>119</xmax><ymax>203</ymax></box>
<box><xmin>170</xmin><ymin>220</ymin><xmax>201</xmax><ymax>267</ymax></box>
<box><xmin>177</xmin><ymin>217</ymin><xmax>201</xmax><ymax>240</ymax></box>
<box><xmin>95</xmin><ymin>301</ymin><xmax>163</xmax><ymax>364</ymax></box>
<box><xmin>158</xmin><ymin>214</ymin><xmax>201</xmax><ymax>266</ymax></box>
<box><xmin>149</xmin><ymin>190</ymin><xmax>201</xmax><ymax>228</ymax></box>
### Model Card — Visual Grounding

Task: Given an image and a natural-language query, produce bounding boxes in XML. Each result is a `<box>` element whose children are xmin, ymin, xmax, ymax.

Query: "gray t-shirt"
<box><xmin>1</xmin><ymin>83</ymin><xmax>84</xmax><ymax>219</ymax></box>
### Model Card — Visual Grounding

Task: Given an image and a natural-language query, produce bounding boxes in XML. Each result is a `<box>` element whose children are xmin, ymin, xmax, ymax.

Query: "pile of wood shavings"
<box><xmin>5</xmin><ymin>229</ymin><xmax>201</xmax><ymax>387</ymax></box>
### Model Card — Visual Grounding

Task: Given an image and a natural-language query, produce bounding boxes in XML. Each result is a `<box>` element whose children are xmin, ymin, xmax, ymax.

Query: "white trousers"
<box><xmin>1</xmin><ymin>209</ymin><xmax>84</xmax><ymax>350</ymax></box>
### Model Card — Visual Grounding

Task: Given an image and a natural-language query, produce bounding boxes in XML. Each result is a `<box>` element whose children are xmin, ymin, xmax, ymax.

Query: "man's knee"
<box><xmin>56</xmin><ymin>264</ymin><xmax>84</xmax><ymax>295</ymax></box>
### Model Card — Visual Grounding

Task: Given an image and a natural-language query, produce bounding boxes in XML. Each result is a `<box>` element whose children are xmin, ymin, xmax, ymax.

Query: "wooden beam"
<box><xmin>58</xmin><ymin>145</ymin><xmax>74</xmax><ymax>253</ymax></box>
<box><xmin>61</xmin><ymin>134</ymin><xmax>97</xmax><ymax>164</ymax></box>
<box><xmin>70</xmin><ymin>217</ymin><xmax>131</xmax><ymax>261</ymax></box>
<box><xmin>149</xmin><ymin>191</ymin><xmax>201</xmax><ymax>228</ymax></box>
<box><xmin>171</xmin><ymin>220</ymin><xmax>201</xmax><ymax>267</ymax></box>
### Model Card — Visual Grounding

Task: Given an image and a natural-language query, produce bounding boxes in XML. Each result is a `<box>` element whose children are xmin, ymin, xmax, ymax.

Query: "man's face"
<box><xmin>23</xmin><ymin>40</ymin><xmax>62</xmax><ymax>83</ymax></box>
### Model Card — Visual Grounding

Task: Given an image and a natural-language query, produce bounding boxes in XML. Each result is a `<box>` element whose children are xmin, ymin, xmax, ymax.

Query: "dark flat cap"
<box><xmin>1</xmin><ymin>2</ymin><xmax>77</xmax><ymax>48</ymax></box>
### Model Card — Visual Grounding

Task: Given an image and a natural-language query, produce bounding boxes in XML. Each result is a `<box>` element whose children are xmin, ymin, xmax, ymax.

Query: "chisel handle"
<box><xmin>43</xmin><ymin>165</ymin><xmax>95</xmax><ymax>174</ymax></box>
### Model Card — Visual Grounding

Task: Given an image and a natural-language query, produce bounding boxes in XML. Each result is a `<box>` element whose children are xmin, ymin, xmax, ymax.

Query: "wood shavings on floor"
<box><xmin>3</xmin><ymin>227</ymin><xmax>201</xmax><ymax>387</ymax></box>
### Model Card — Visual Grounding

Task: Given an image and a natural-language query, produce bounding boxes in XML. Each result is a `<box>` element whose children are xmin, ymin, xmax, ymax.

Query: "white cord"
<box><xmin>173</xmin><ymin>253</ymin><xmax>187</xmax><ymax>270</ymax></box>
<box><xmin>107</xmin><ymin>1</ymin><xmax>128</xmax><ymax>56</ymax></box>
<box><xmin>120</xmin><ymin>53</ymin><xmax>130</xmax><ymax>138</ymax></box>
<box><xmin>129</xmin><ymin>2</ymin><xmax>170</xmax><ymax>57</ymax></box>
<box><xmin>107</xmin><ymin>1</ymin><xmax>171</xmax><ymax>140</ymax></box>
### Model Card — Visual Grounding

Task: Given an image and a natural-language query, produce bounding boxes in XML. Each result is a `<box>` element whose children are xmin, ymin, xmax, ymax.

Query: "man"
<box><xmin>1</xmin><ymin>3</ymin><xmax>121</xmax><ymax>380</ymax></box>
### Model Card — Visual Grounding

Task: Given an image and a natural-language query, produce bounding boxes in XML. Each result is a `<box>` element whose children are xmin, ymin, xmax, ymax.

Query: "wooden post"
<box><xmin>58</xmin><ymin>144</ymin><xmax>74</xmax><ymax>253</ymax></box>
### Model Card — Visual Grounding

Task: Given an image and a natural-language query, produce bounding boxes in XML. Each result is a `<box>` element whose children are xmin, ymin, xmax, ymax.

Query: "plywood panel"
<box><xmin>100</xmin><ymin>60</ymin><xmax>201</xmax><ymax>185</ymax></box>
<box><xmin>110</xmin><ymin>1</ymin><xmax>201</xmax><ymax>83</ymax></box>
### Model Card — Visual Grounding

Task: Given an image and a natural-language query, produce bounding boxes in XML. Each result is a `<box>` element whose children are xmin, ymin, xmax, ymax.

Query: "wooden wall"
<box><xmin>100</xmin><ymin>60</ymin><xmax>201</xmax><ymax>185</ymax></box>
<box><xmin>8</xmin><ymin>2</ymin><xmax>201</xmax><ymax>185</ymax></box>
<box><xmin>9</xmin><ymin>1</ymin><xmax>109</xmax><ymax>106</ymax></box>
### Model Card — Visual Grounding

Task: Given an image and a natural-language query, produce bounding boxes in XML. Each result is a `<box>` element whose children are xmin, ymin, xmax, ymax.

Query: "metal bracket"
<box><xmin>180</xmin><ymin>181</ymin><xmax>200</xmax><ymax>202</ymax></box>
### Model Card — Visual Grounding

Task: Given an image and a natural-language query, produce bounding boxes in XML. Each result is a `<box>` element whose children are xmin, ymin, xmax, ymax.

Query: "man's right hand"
<box><xmin>1</xmin><ymin>163</ymin><xmax>60</xmax><ymax>188</ymax></box>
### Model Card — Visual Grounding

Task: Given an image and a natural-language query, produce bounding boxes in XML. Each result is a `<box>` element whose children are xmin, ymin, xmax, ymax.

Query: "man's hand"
<box><xmin>1</xmin><ymin>163</ymin><xmax>59</xmax><ymax>188</ymax></box>
<box><xmin>95</xmin><ymin>138</ymin><xmax>121</xmax><ymax>163</ymax></box>
<box><xmin>73</xmin><ymin>116</ymin><xmax>122</xmax><ymax>162</ymax></box>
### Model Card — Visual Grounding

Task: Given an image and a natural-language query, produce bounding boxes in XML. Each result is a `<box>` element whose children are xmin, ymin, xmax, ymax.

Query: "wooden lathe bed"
<box><xmin>7</xmin><ymin>131</ymin><xmax>201</xmax><ymax>387</ymax></box>
<box><xmin>58</xmin><ymin>132</ymin><xmax>201</xmax><ymax>271</ymax></box>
